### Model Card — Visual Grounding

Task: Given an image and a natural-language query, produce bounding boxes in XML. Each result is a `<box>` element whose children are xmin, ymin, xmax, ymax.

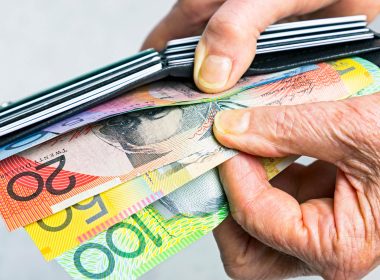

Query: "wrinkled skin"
<box><xmin>143</xmin><ymin>1</ymin><xmax>380</xmax><ymax>279</ymax></box>
<box><xmin>212</xmin><ymin>95</ymin><xmax>380</xmax><ymax>279</ymax></box>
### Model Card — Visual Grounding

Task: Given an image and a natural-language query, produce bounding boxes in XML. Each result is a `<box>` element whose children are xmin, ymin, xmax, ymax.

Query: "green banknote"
<box><xmin>57</xmin><ymin>169</ymin><xmax>228</xmax><ymax>279</ymax></box>
<box><xmin>56</xmin><ymin>155</ymin><xmax>297</xmax><ymax>280</ymax></box>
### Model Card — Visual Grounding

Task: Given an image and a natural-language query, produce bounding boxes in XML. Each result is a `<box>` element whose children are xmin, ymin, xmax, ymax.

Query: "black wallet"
<box><xmin>0</xmin><ymin>15</ymin><xmax>379</xmax><ymax>148</ymax></box>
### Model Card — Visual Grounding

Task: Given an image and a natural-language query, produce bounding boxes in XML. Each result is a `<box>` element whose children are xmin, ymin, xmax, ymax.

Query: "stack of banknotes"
<box><xmin>0</xmin><ymin>57</ymin><xmax>379</xmax><ymax>279</ymax></box>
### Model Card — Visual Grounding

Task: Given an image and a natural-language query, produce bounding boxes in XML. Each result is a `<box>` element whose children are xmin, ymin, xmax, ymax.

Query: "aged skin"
<box><xmin>213</xmin><ymin>94</ymin><xmax>380</xmax><ymax>279</ymax></box>
<box><xmin>144</xmin><ymin>1</ymin><xmax>380</xmax><ymax>279</ymax></box>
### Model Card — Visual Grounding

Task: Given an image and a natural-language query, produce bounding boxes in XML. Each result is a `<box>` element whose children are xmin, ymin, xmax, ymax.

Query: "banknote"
<box><xmin>353</xmin><ymin>57</ymin><xmax>380</xmax><ymax>96</ymax></box>
<box><xmin>0</xmin><ymin>65</ymin><xmax>317</xmax><ymax>161</ymax></box>
<box><xmin>25</xmin><ymin>57</ymin><xmax>376</xmax><ymax>260</ymax></box>
<box><xmin>0</xmin><ymin>58</ymin><xmax>372</xmax><ymax>231</ymax></box>
<box><xmin>58</xmin><ymin>162</ymin><xmax>292</xmax><ymax>280</ymax></box>
<box><xmin>25</xmin><ymin>145</ymin><xmax>237</xmax><ymax>261</ymax></box>
<box><xmin>223</xmin><ymin>57</ymin><xmax>373</xmax><ymax>108</ymax></box>
<box><xmin>0</xmin><ymin>102</ymin><xmax>224</xmax><ymax>230</ymax></box>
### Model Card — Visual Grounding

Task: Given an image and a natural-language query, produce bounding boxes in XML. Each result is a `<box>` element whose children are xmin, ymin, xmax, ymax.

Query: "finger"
<box><xmin>141</xmin><ymin>0</ymin><xmax>223</xmax><ymax>50</ymax></box>
<box><xmin>213</xmin><ymin>216</ymin><xmax>313</xmax><ymax>279</ymax></box>
<box><xmin>213</xmin><ymin>96</ymin><xmax>377</xmax><ymax>164</ymax></box>
<box><xmin>219</xmin><ymin>153</ymin><xmax>337</xmax><ymax>257</ymax></box>
<box><xmin>193</xmin><ymin>0</ymin><xmax>336</xmax><ymax>93</ymax></box>
<box><xmin>271</xmin><ymin>160</ymin><xmax>336</xmax><ymax>202</ymax></box>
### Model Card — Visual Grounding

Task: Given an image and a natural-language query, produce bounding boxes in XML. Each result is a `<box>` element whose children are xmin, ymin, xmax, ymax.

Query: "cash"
<box><xmin>0</xmin><ymin>65</ymin><xmax>316</xmax><ymax>161</ymax></box>
<box><xmin>26</xmin><ymin>146</ymin><xmax>237</xmax><ymax>261</ymax></box>
<box><xmin>0</xmin><ymin>57</ymin><xmax>378</xmax><ymax>280</ymax></box>
<box><xmin>0</xmin><ymin>58</ymin><xmax>371</xmax><ymax>231</ymax></box>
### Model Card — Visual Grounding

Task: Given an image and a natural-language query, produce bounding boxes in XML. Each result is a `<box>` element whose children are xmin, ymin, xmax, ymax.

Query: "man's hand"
<box><xmin>212</xmin><ymin>94</ymin><xmax>380</xmax><ymax>279</ymax></box>
<box><xmin>142</xmin><ymin>0</ymin><xmax>379</xmax><ymax>93</ymax></box>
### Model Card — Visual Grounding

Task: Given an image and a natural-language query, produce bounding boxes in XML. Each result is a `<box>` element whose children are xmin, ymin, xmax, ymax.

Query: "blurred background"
<box><xmin>0</xmin><ymin>1</ymin><xmax>379</xmax><ymax>279</ymax></box>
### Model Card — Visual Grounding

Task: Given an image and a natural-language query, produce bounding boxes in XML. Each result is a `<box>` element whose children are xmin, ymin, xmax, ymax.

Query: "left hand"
<box><xmin>142</xmin><ymin>0</ymin><xmax>380</xmax><ymax>93</ymax></box>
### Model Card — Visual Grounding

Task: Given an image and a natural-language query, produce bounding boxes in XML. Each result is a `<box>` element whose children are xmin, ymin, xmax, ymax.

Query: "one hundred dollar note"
<box><xmin>56</xmin><ymin>164</ymin><xmax>292</xmax><ymax>280</ymax></box>
<box><xmin>0</xmin><ymin>57</ymin><xmax>373</xmax><ymax>230</ymax></box>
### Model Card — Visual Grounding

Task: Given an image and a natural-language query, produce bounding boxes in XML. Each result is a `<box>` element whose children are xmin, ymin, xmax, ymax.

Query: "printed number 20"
<box><xmin>7</xmin><ymin>155</ymin><xmax>76</xmax><ymax>201</ymax></box>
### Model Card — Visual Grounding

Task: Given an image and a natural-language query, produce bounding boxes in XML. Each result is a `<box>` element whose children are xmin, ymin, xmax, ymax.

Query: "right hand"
<box><xmin>212</xmin><ymin>93</ymin><xmax>380</xmax><ymax>279</ymax></box>
<box><xmin>142</xmin><ymin>0</ymin><xmax>380</xmax><ymax>93</ymax></box>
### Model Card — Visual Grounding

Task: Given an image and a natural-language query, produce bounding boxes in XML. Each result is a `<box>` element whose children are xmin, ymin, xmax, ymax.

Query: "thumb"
<box><xmin>218</xmin><ymin>153</ymin><xmax>332</xmax><ymax>259</ymax></box>
<box><xmin>213</xmin><ymin>99</ymin><xmax>358</xmax><ymax>164</ymax></box>
<box><xmin>193</xmin><ymin>0</ymin><xmax>336</xmax><ymax>93</ymax></box>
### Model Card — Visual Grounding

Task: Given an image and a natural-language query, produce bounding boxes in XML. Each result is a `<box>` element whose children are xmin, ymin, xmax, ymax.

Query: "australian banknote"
<box><xmin>0</xmin><ymin>65</ymin><xmax>318</xmax><ymax>161</ymax></box>
<box><xmin>0</xmin><ymin>102</ymin><xmax>224</xmax><ymax>230</ymax></box>
<box><xmin>55</xmin><ymin>169</ymin><xmax>240</xmax><ymax>279</ymax></box>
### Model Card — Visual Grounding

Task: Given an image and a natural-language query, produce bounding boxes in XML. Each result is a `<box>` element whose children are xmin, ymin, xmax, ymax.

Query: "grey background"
<box><xmin>0</xmin><ymin>1</ymin><xmax>379</xmax><ymax>280</ymax></box>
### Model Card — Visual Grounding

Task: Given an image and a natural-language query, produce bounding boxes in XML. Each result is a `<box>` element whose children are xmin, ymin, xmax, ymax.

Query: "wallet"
<box><xmin>0</xmin><ymin>15</ymin><xmax>379</xmax><ymax>148</ymax></box>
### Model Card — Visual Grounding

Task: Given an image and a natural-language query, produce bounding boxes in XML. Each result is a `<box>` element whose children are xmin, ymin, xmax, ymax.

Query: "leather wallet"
<box><xmin>0</xmin><ymin>15</ymin><xmax>379</xmax><ymax>148</ymax></box>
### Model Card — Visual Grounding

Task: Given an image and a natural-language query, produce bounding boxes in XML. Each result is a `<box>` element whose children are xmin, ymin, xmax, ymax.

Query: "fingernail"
<box><xmin>194</xmin><ymin>40</ymin><xmax>232</xmax><ymax>91</ymax></box>
<box><xmin>214</xmin><ymin>110</ymin><xmax>250</xmax><ymax>135</ymax></box>
<box><xmin>198</xmin><ymin>55</ymin><xmax>232</xmax><ymax>90</ymax></box>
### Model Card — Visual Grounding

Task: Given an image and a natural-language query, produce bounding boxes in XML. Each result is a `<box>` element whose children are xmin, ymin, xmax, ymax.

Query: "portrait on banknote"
<box><xmin>93</xmin><ymin>102</ymin><xmax>217</xmax><ymax>167</ymax></box>
<box><xmin>156</xmin><ymin>169</ymin><xmax>226</xmax><ymax>218</ymax></box>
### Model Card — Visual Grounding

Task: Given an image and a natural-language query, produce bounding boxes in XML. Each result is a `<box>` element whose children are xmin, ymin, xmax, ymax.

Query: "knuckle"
<box><xmin>177</xmin><ymin>0</ymin><xmax>210</xmax><ymax>25</ymax></box>
<box><xmin>272</xmin><ymin>106</ymin><xmax>298</xmax><ymax>149</ymax></box>
<box><xmin>336</xmin><ymin>97</ymin><xmax>380</xmax><ymax>178</ymax></box>
<box><xmin>206</xmin><ymin>16</ymin><xmax>254</xmax><ymax>43</ymax></box>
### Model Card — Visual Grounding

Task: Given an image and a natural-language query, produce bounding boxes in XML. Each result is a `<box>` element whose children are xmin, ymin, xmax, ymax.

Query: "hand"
<box><xmin>142</xmin><ymin>0</ymin><xmax>379</xmax><ymax>93</ymax></box>
<box><xmin>212</xmin><ymin>94</ymin><xmax>380</xmax><ymax>279</ymax></box>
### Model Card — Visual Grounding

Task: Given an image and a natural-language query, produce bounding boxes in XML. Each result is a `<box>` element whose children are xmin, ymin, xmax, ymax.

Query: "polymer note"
<box><xmin>0</xmin><ymin>58</ymin><xmax>372</xmax><ymax>230</ymax></box>
<box><xmin>0</xmin><ymin>65</ymin><xmax>317</xmax><ymax>161</ymax></box>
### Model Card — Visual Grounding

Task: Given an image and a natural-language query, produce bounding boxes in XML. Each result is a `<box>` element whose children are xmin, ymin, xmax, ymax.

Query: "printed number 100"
<box><xmin>73</xmin><ymin>214</ymin><xmax>163</xmax><ymax>279</ymax></box>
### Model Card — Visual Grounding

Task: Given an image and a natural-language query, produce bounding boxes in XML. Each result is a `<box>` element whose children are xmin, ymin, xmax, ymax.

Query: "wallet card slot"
<box><xmin>0</xmin><ymin>51</ymin><xmax>160</xmax><ymax>122</ymax></box>
<box><xmin>0</xmin><ymin>49</ymin><xmax>157</xmax><ymax>115</ymax></box>
<box><xmin>0</xmin><ymin>57</ymin><xmax>163</xmax><ymax>136</ymax></box>
<box><xmin>164</xmin><ymin>28</ymin><xmax>372</xmax><ymax>56</ymax></box>
<box><xmin>263</xmin><ymin>15</ymin><xmax>367</xmax><ymax>33</ymax></box>
<box><xmin>164</xmin><ymin>33</ymin><xmax>374</xmax><ymax>67</ymax></box>
<box><xmin>0</xmin><ymin>68</ymin><xmax>170</xmax><ymax>148</ymax></box>
<box><xmin>166</xmin><ymin>15</ymin><xmax>368</xmax><ymax>47</ymax></box>
<box><xmin>0</xmin><ymin>52</ymin><xmax>160</xmax><ymax>123</ymax></box>
<box><xmin>259</xmin><ymin>22</ymin><xmax>367</xmax><ymax>40</ymax></box>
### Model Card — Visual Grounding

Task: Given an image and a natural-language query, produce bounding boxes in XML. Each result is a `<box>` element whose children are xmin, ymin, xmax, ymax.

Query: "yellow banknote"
<box><xmin>25</xmin><ymin>146</ymin><xmax>236</xmax><ymax>261</ymax></box>
<box><xmin>328</xmin><ymin>57</ymin><xmax>373</xmax><ymax>96</ymax></box>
